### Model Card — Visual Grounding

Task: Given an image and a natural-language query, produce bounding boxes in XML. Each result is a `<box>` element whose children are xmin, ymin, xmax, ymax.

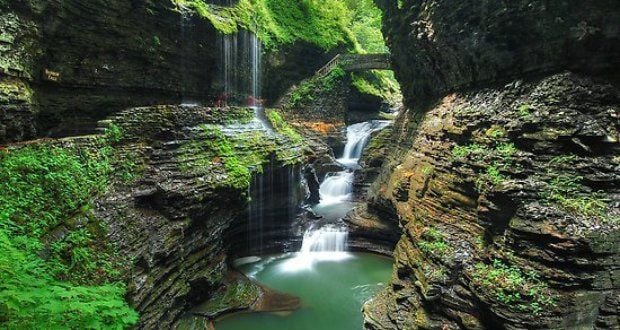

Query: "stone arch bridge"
<box><xmin>316</xmin><ymin>53</ymin><xmax>392</xmax><ymax>76</ymax></box>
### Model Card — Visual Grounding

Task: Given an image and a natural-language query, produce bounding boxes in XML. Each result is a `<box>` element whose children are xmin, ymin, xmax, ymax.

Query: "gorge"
<box><xmin>0</xmin><ymin>0</ymin><xmax>618</xmax><ymax>330</ymax></box>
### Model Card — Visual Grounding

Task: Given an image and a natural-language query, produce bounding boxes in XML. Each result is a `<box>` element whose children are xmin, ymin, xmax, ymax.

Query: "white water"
<box><xmin>338</xmin><ymin>121</ymin><xmax>391</xmax><ymax>168</ymax></box>
<box><xmin>280</xmin><ymin>225</ymin><xmax>350</xmax><ymax>272</ymax></box>
<box><xmin>317</xmin><ymin>120</ymin><xmax>391</xmax><ymax>207</ymax></box>
<box><xmin>318</xmin><ymin>171</ymin><xmax>354</xmax><ymax>205</ymax></box>
<box><xmin>284</xmin><ymin>120</ymin><xmax>391</xmax><ymax>271</ymax></box>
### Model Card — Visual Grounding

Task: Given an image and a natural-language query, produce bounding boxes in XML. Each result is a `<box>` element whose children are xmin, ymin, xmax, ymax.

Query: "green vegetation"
<box><xmin>475</xmin><ymin>163</ymin><xmax>507</xmax><ymax>191</ymax></box>
<box><xmin>266</xmin><ymin>110</ymin><xmax>303</xmax><ymax>144</ymax></box>
<box><xmin>472</xmin><ymin>259</ymin><xmax>556</xmax><ymax>315</ymax></box>
<box><xmin>181</xmin><ymin>125</ymin><xmax>255</xmax><ymax>189</ymax></box>
<box><xmin>104</xmin><ymin>123</ymin><xmax>124</xmax><ymax>143</ymax></box>
<box><xmin>517</xmin><ymin>103</ymin><xmax>533</xmax><ymax>117</ymax></box>
<box><xmin>452</xmin><ymin>143</ymin><xmax>487</xmax><ymax>159</ymax></box>
<box><xmin>485</xmin><ymin>126</ymin><xmax>506</xmax><ymax>139</ymax></box>
<box><xmin>197</xmin><ymin>279</ymin><xmax>259</xmax><ymax>316</ymax></box>
<box><xmin>451</xmin><ymin>138</ymin><xmax>519</xmax><ymax>192</ymax></box>
<box><xmin>351</xmin><ymin>71</ymin><xmax>401</xmax><ymax>104</ymax></box>
<box><xmin>418</xmin><ymin>228</ymin><xmax>452</xmax><ymax>257</ymax></box>
<box><xmin>541</xmin><ymin>156</ymin><xmax>615</xmax><ymax>222</ymax></box>
<box><xmin>177</xmin><ymin>0</ymin><xmax>355</xmax><ymax>50</ymax></box>
<box><xmin>342</xmin><ymin>0</ymin><xmax>388</xmax><ymax>53</ymax></box>
<box><xmin>180</xmin><ymin>119</ymin><xmax>303</xmax><ymax>189</ymax></box>
<box><xmin>289</xmin><ymin>66</ymin><xmax>346</xmax><ymax>107</ymax></box>
<box><xmin>0</xmin><ymin>144</ymin><xmax>137</xmax><ymax>328</ymax></box>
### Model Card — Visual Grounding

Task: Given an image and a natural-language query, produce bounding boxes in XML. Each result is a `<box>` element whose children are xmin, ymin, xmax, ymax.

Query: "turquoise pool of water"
<box><xmin>216</xmin><ymin>252</ymin><xmax>392</xmax><ymax>330</ymax></box>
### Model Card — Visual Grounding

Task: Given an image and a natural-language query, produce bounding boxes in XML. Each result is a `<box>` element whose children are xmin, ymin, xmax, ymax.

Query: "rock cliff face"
<box><xmin>376</xmin><ymin>0</ymin><xmax>620</xmax><ymax>109</ymax></box>
<box><xmin>0</xmin><ymin>0</ymin><xmax>219</xmax><ymax>143</ymax></box>
<box><xmin>94</xmin><ymin>105</ymin><xmax>303</xmax><ymax>328</ymax></box>
<box><xmin>365</xmin><ymin>1</ymin><xmax>620</xmax><ymax>329</ymax></box>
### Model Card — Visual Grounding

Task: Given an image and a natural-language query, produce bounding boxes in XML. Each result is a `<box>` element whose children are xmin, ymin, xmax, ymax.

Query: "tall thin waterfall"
<box><xmin>284</xmin><ymin>120</ymin><xmax>391</xmax><ymax>271</ymax></box>
<box><xmin>249</xmin><ymin>32</ymin><xmax>262</xmax><ymax>100</ymax></box>
<box><xmin>218</xmin><ymin>30</ymin><xmax>261</xmax><ymax>103</ymax></box>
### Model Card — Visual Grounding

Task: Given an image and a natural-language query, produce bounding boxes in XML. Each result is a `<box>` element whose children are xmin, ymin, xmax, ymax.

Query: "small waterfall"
<box><xmin>338</xmin><ymin>120</ymin><xmax>391</xmax><ymax>168</ymax></box>
<box><xmin>280</xmin><ymin>225</ymin><xmax>350</xmax><ymax>272</ymax></box>
<box><xmin>299</xmin><ymin>226</ymin><xmax>348</xmax><ymax>253</ymax></box>
<box><xmin>283</xmin><ymin>120</ymin><xmax>391</xmax><ymax>271</ymax></box>
<box><xmin>318</xmin><ymin>171</ymin><xmax>354</xmax><ymax>205</ymax></box>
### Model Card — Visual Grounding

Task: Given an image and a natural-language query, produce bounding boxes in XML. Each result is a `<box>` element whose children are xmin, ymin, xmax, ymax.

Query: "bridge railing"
<box><xmin>316</xmin><ymin>53</ymin><xmax>391</xmax><ymax>77</ymax></box>
<box><xmin>316</xmin><ymin>54</ymin><xmax>342</xmax><ymax>77</ymax></box>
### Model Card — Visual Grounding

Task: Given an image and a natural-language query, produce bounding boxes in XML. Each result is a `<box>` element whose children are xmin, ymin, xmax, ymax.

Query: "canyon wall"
<box><xmin>71</xmin><ymin>105</ymin><xmax>303</xmax><ymax>328</ymax></box>
<box><xmin>366</xmin><ymin>0</ymin><xmax>619</xmax><ymax>329</ymax></box>
<box><xmin>0</xmin><ymin>0</ymin><xmax>221</xmax><ymax>142</ymax></box>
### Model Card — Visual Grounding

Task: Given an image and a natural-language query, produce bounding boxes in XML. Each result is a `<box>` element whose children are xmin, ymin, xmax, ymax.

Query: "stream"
<box><xmin>217</xmin><ymin>119</ymin><xmax>392</xmax><ymax>329</ymax></box>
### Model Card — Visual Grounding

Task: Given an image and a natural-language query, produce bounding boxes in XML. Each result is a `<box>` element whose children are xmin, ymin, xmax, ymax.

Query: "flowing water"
<box><xmin>216</xmin><ymin>253</ymin><xmax>392</xmax><ymax>330</ymax></box>
<box><xmin>313</xmin><ymin>120</ymin><xmax>391</xmax><ymax>220</ymax></box>
<box><xmin>214</xmin><ymin>120</ymin><xmax>393</xmax><ymax>329</ymax></box>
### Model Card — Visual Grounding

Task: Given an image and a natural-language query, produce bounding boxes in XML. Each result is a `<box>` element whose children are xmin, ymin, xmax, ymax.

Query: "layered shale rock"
<box><xmin>0</xmin><ymin>0</ymin><xmax>218</xmax><ymax>143</ymax></box>
<box><xmin>376</xmin><ymin>0</ymin><xmax>620</xmax><ymax>109</ymax></box>
<box><xmin>365</xmin><ymin>1</ymin><xmax>620</xmax><ymax>329</ymax></box>
<box><xmin>92</xmin><ymin>105</ymin><xmax>303</xmax><ymax>328</ymax></box>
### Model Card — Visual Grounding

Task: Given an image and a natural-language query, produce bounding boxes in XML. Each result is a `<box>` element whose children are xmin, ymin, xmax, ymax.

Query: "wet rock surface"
<box><xmin>363</xmin><ymin>73</ymin><xmax>619</xmax><ymax>329</ymax></box>
<box><xmin>365</xmin><ymin>1</ymin><xmax>620</xmax><ymax>328</ymax></box>
<box><xmin>0</xmin><ymin>0</ymin><xmax>219</xmax><ymax>143</ymax></box>
<box><xmin>377</xmin><ymin>0</ymin><xmax>620</xmax><ymax>109</ymax></box>
<box><xmin>92</xmin><ymin>105</ymin><xmax>304</xmax><ymax>328</ymax></box>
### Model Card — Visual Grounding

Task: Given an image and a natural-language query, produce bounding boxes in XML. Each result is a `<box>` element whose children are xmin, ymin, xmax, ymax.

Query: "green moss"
<box><xmin>0</xmin><ymin>144</ymin><xmax>137</xmax><ymax>328</ymax></box>
<box><xmin>485</xmin><ymin>126</ymin><xmax>507</xmax><ymax>139</ymax></box>
<box><xmin>289</xmin><ymin>66</ymin><xmax>346</xmax><ymax>107</ymax></box>
<box><xmin>197</xmin><ymin>278</ymin><xmax>260</xmax><ymax>316</ymax></box>
<box><xmin>0</xmin><ymin>78</ymin><xmax>33</xmax><ymax>105</ymax></box>
<box><xmin>179</xmin><ymin>121</ymin><xmax>302</xmax><ymax>189</ymax></box>
<box><xmin>472</xmin><ymin>259</ymin><xmax>556</xmax><ymax>315</ymax></box>
<box><xmin>266</xmin><ymin>110</ymin><xmax>302</xmax><ymax>144</ymax></box>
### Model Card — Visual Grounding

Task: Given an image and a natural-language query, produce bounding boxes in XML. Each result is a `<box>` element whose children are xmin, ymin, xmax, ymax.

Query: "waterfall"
<box><xmin>280</xmin><ymin>225</ymin><xmax>350</xmax><ymax>272</ymax></box>
<box><xmin>317</xmin><ymin>120</ymin><xmax>391</xmax><ymax>208</ymax></box>
<box><xmin>338</xmin><ymin>121</ymin><xmax>391</xmax><ymax>168</ymax></box>
<box><xmin>249</xmin><ymin>32</ymin><xmax>262</xmax><ymax>101</ymax></box>
<box><xmin>318</xmin><ymin>171</ymin><xmax>354</xmax><ymax>205</ymax></box>
<box><xmin>282</xmin><ymin>120</ymin><xmax>391</xmax><ymax>271</ymax></box>
<box><xmin>299</xmin><ymin>225</ymin><xmax>348</xmax><ymax>254</ymax></box>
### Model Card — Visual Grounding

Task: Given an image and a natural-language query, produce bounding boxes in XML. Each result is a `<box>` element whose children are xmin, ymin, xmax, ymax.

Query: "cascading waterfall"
<box><xmin>317</xmin><ymin>120</ymin><xmax>391</xmax><ymax>207</ymax></box>
<box><xmin>318</xmin><ymin>171</ymin><xmax>354</xmax><ymax>205</ymax></box>
<box><xmin>284</xmin><ymin>120</ymin><xmax>391</xmax><ymax>271</ymax></box>
<box><xmin>281</xmin><ymin>225</ymin><xmax>350</xmax><ymax>272</ymax></box>
<box><xmin>338</xmin><ymin>121</ymin><xmax>391</xmax><ymax>168</ymax></box>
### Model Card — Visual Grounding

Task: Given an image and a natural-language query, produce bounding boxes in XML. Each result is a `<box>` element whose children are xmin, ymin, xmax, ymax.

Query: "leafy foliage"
<box><xmin>541</xmin><ymin>156</ymin><xmax>615</xmax><ymax>221</ymax></box>
<box><xmin>0</xmin><ymin>145</ymin><xmax>137</xmax><ymax>328</ymax></box>
<box><xmin>290</xmin><ymin>66</ymin><xmax>346</xmax><ymax>107</ymax></box>
<box><xmin>0</xmin><ymin>145</ymin><xmax>110</xmax><ymax>237</ymax></box>
<box><xmin>472</xmin><ymin>259</ymin><xmax>556</xmax><ymax>315</ymax></box>
<box><xmin>178</xmin><ymin>0</ymin><xmax>356</xmax><ymax>50</ymax></box>
<box><xmin>0</xmin><ymin>230</ymin><xmax>138</xmax><ymax>329</ymax></box>
<box><xmin>418</xmin><ymin>228</ymin><xmax>452</xmax><ymax>256</ymax></box>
